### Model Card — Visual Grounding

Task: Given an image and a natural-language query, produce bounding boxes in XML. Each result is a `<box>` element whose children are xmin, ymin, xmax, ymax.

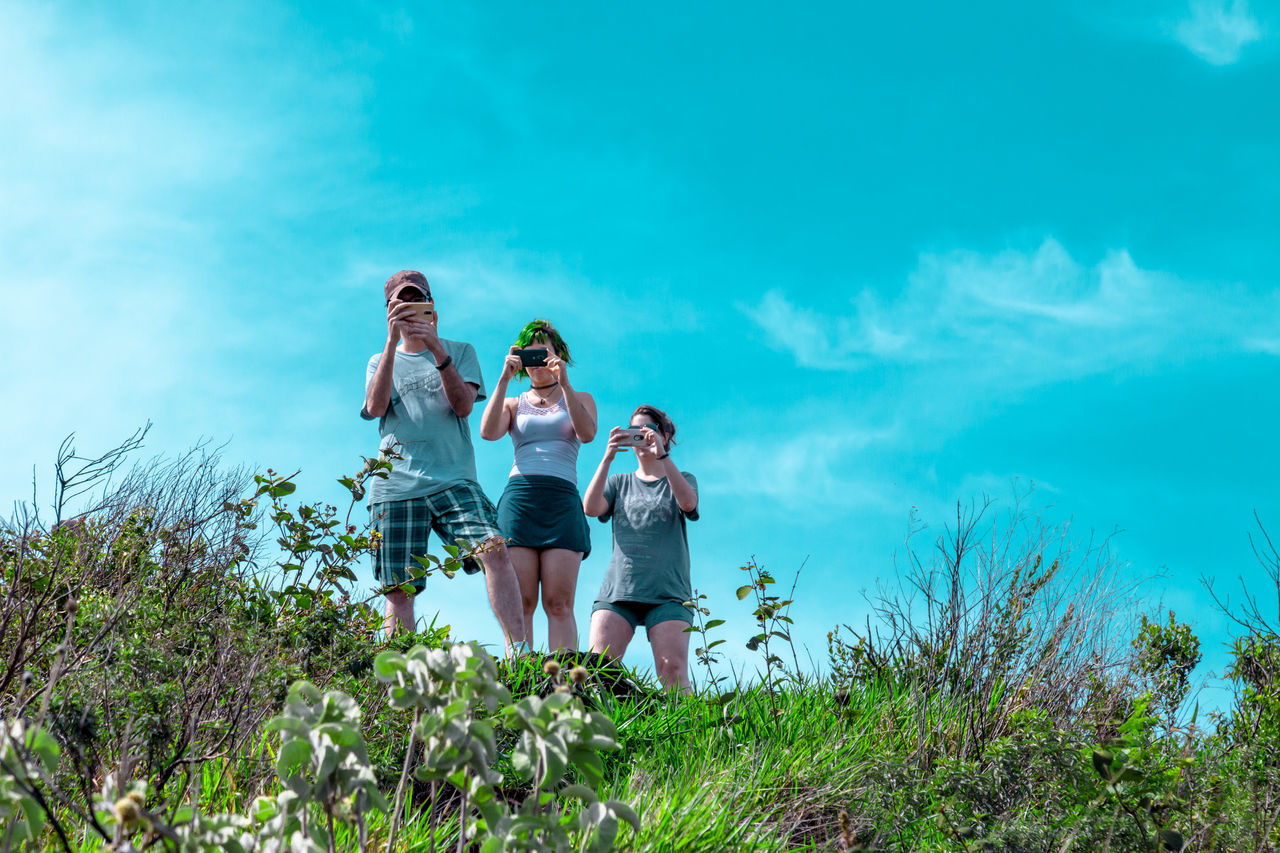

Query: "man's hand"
<box><xmin>385</xmin><ymin>299</ymin><xmax>418</xmax><ymax>345</ymax></box>
<box><xmin>401</xmin><ymin>312</ymin><xmax>443</xmax><ymax>358</ymax></box>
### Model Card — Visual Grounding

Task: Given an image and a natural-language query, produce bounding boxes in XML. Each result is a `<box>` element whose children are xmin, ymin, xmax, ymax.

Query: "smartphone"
<box><xmin>406</xmin><ymin>302</ymin><xmax>436</xmax><ymax>322</ymax></box>
<box><xmin>619</xmin><ymin>427</ymin><xmax>649</xmax><ymax>445</ymax></box>
<box><xmin>514</xmin><ymin>348</ymin><xmax>548</xmax><ymax>367</ymax></box>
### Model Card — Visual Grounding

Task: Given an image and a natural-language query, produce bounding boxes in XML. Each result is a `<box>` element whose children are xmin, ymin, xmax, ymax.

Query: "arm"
<box><xmin>479</xmin><ymin>349</ymin><xmax>523</xmax><ymax>440</ymax></box>
<box><xmin>662</xmin><ymin>462</ymin><xmax>699</xmax><ymax>514</ymax></box>
<box><xmin>364</xmin><ymin>301</ymin><xmax>417</xmax><ymax>418</ymax></box>
<box><xmin>547</xmin><ymin>356</ymin><xmax>597</xmax><ymax>442</ymax></box>
<box><xmin>583</xmin><ymin>428</ymin><xmax>628</xmax><ymax>517</ymax></box>
<box><xmin>401</xmin><ymin>317</ymin><xmax>479</xmax><ymax>418</ymax></box>
<box><xmin>643</xmin><ymin>428</ymin><xmax>698</xmax><ymax>513</ymax></box>
<box><xmin>363</xmin><ymin>340</ymin><xmax>397</xmax><ymax>418</ymax></box>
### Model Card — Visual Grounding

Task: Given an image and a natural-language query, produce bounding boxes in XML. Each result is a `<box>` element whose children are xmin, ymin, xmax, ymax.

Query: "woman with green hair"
<box><xmin>480</xmin><ymin>319</ymin><xmax>598</xmax><ymax>651</ymax></box>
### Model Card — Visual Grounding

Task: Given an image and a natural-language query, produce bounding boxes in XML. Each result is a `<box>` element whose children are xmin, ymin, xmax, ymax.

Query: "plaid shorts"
<box><xmin>370</xmin><ymin>481</ymin><xmax>502</xmax><ymax>593</ymax></box>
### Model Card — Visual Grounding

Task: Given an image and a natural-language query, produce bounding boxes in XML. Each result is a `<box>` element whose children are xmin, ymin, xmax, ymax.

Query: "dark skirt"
<box><xmin>496</xmin><ymin>475</ymin><xmax>591</xmax><ymax>557</ymax></box>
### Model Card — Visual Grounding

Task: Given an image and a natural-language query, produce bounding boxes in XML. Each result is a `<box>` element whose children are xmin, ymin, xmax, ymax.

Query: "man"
<box><xmin>362</xmin><ymin>270</ymin><xmax>527</xmax><ymax>653</ymax></box>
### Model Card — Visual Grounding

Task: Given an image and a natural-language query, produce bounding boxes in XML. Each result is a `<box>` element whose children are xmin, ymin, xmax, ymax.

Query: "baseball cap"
<box><xmin>384</xmin><ymin>270</ymin><xmax>432</xmax><ymax>302</ymax></box>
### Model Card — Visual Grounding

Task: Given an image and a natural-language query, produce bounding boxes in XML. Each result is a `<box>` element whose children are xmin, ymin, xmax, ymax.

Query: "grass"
<box><xmin>5</xmin><ymin>444</ymin><xmax>1279</xmax><ymax>852</ymax></box>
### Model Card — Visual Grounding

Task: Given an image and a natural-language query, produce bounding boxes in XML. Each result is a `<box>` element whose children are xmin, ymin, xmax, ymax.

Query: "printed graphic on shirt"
<box><xmin>399</xmin><ymin>370</ymin><xmax>442</xmax><ymax>396</ymax></box>
<box><xmin>622</xmin><ymin>484</ymin><xmax>675</xmax><ymax>529</ymax></box>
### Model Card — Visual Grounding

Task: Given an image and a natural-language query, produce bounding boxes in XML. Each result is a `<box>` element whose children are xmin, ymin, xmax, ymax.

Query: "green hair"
<box><xmin>513</xmin><ymin>319</ymin><xmax>572</xmax><ymax>381</ymax></box>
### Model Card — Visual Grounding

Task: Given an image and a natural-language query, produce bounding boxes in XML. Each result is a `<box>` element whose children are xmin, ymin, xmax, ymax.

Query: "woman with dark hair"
<box><xmin>582</xmin><ymin>404</ymin><xmax>699</xmax><ymax>691</ymax></box>
<box><xmin>480</xmin><ymin>319</ymin><xmax>597</xmax><ymax>651</ymax></box>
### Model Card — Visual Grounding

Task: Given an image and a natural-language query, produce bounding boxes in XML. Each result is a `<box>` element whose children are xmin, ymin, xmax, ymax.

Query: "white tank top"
<box><xmin>508</xmin><ymin>392</ymin><xmax>580</xmax><ymax>484</ymax></box>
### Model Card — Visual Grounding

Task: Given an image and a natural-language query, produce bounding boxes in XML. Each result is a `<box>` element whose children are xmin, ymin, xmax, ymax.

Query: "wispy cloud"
<box><xmin>696</xmin><ymin>426</ymin><xmax>900</xmax><ymax>511</ymax></box>
<box><xmin>745</xmin><ymin>238</ymin><xmax>1279</xmax><ymax>382</ymax></box>
<box><xmin>1173</xmin><ymin>0</ymin><xmax>1264</xmax><ymax>65</ymax></box>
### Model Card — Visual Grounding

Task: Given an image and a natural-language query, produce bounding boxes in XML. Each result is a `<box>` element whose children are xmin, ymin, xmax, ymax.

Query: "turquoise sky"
<box><xmin>3</xmin><ymin>1</ymin><xmax>1278</xmax><ymax>703</ymax></box>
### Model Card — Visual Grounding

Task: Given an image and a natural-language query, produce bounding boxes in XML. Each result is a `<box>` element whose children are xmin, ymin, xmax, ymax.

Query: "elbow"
<box><xmin>583</xmin><ymin>500</ymin><xmax>604</xmax><ymax>518</ymax></box>
<box><xmin>364</xmin><ymin>400</ymin><xmax>387</xmax><ymax>419</ymax></box>
<box><xmin>453</xmin><ymin>400</ymin><xmax>475</xmax><ymax>418</ymax></box>
<box><xmin>579</xmin><ymin>426</ymin><xmax>598</xmax><ymax>443</ymax></box>
<box><xmin>479</xmin><ymin>423</ymin><xmax>501</xmax><ymax>441</ymax></box>
<box><xmin>677</xmin><ymin>498</ymin><xmax>699</xmax><ymax>514</ymax></box>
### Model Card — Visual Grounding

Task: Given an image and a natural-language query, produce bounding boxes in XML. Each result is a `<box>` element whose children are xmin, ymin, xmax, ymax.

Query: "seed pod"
<box><xmin>569</xmin><ymin>666</ymin><xmax>588</xmax><ymax>685</ymax></box>
<box><xmin>114</xmin><ymin>797</ymin><xmax>140</xmax><ymax>826</ymax></box>
<box><xmin>543</xmin><ymin>660</ymin><xmax>561</xmax><ymax>677</ymax></box>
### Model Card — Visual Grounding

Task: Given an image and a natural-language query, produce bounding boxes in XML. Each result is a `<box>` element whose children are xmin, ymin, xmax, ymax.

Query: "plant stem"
<box><xmin>385</xmin><ymin>707</ymin><xmax>421</xmax><ymax>853</ymax></box>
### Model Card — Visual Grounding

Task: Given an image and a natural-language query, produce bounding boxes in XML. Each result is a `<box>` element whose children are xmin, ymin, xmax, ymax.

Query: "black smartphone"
<box><xmin>514</xmin><ymin>348</ymin><xmax>548</xmax><ymax>367</ymax></box>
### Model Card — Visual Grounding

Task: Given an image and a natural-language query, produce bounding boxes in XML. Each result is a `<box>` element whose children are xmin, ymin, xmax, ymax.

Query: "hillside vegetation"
<box><xmin>2</xmin><ymin>434</ymin><xmax>1278</xmax><ymax>851</ymax></box>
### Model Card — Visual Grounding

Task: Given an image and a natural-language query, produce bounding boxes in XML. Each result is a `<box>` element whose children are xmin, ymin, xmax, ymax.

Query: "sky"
<box><xmin>2</xmin><ymin>0</ymin><xmax>1278</xmax><ymax>705</ymax></box>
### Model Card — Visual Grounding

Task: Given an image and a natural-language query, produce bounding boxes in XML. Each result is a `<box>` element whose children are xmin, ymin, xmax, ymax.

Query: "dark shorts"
<box><xmin>591</xmin><ymin>599</ymin><xmax>695</xmax><ymax>631</ymax></box>
<box><xmin>496</xmin><ymin>474</ymin><xmax>591</xmax><ymax>557</ymax></box>
<box><xmin>370</xmin><ymin>481</ymin><xmax>502</xmax><ymax>593</ymax></box>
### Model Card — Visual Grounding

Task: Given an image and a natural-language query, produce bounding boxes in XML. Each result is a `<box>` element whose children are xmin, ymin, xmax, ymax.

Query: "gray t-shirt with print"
<box><xmin>362</xmin><ymin>340</ymin><xmax>486</xmax><ymax>503</ymax></box>
<box><xmin>596</xmin><ymin>471</ymin><xmax>699</xmax><ymax>604</ymax></box>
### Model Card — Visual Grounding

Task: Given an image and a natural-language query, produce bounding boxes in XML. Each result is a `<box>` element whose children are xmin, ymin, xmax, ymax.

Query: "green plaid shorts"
<box><xmin>370</xmin><ymin>481</ymin><xmax>502</xmax><ymax>593</ymax></box>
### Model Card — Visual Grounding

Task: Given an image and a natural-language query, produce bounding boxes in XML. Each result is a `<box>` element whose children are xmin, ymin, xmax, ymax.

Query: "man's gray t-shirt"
<box><xmin>596</xmin><ymin>472</ymin><xmax>699</xmax><ymax>604</ymax></box>
<box><xmin>362</xmin><ymin>340</ymin><xmax>486</xmax><ymax>503</ymax></box>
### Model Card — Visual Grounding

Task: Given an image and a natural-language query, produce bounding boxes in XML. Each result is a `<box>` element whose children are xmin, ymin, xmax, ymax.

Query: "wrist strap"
<box><xmin>656</xmin><ymin>451</ymin><xmax>670</xmax><ymax>460</ymax></box>
<box><xmin>435</xmin><ymin>354</ymin><xmax>453</xmax><ymax>372</ymax></box>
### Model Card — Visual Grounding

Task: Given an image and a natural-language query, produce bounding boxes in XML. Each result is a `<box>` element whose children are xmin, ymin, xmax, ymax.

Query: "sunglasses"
<box><xmin>387</xmin><ymin>288</ymin><xmax>431</xmax><ymax>305</ymax></box>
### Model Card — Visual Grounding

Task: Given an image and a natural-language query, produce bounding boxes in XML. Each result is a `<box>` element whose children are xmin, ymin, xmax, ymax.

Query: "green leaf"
<box><xmin>736</xmin><ymin>585</ymin><xmax>752</xmax><ymax>600</ymax></box>
<box><xmin>560</xmin><ymin>784</ymin><xmax>598</xmax><ymax>803</ymax></box>
<box><xmin>542</xmin><ymin>691</ymin><xmax>575</xmax><ymax>712</ymax></box>
<box><xmin>27</xmin><ymin>726</ymin><xmax>61</xmax><ymax>773</ymax></box>
<box><xmin>1117</xmin><ymin>766</ymin><xmax>1144</xmax><ymax>784</ymax></box>
<box><xmin>1091</xmin><ymin>749</ymin><xmax>1113</xmax><ymax>779</ymax></box>
<box><xmin>276</xmin><ymin>739</ymin><xmax>312</xmax><ymax>780</ymax></box>
<box><xmin>372</xmin><ymin>652</ymin><xmax>406</xmax><ymax>679</ymax></box>
<box><xmin>608</xmin><ymin>801</ymin><xmax>641</xmax><ymax>831</ymax></box>
<box><xmin>705</xmin><ymin>618</ymin><xmax>726</xmax><ymax>629</ymax></box>
<box><xmin>571</xmin><ymin>748</ymin><xmax>604</xmax><ymax>786</ymax></box>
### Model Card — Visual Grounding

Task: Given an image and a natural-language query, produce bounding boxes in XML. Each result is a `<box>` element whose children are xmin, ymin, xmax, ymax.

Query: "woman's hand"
<box><xmin>545</xmin><ymin>353</ymin><xmax>568</xmax><ymax>386</ymax></box>
<box><xmin>500</xmin><ymin>346</ymin><xmax>522</xmax><ymax>382</ymax></box>
<box><xmin>604</xmin><ymin>427</ymin><xmax>632</xmax><ymax>460</ymax></box>
<box><xmin>641</xmin><ymin>427</ymin><xmax>667</xmax><ymax>456</ymax></box>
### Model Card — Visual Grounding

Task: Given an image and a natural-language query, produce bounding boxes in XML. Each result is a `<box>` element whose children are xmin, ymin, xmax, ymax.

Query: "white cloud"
<box><xmin>1173</xmin><ymin>0</ymin><xmax>1264</xmax><ymax>65</ymax></box>
<box><xmin>696</xmin><ymin>426</ymin><xmax>899</xmax><ymax>511</ymax></box>
<box><xmin>744</xmin><ymin>238</ymin><xmax>1279</xmax><ymax>383</ymax></box>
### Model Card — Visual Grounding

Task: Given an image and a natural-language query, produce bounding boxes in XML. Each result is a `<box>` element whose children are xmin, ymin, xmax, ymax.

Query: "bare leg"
<box><xmin>384</xmin><ymin>588</ymin><xmax>416</xmax><ymax>636</ymax></box>
<box><xmin>648</xmin><ymin>619</ymin><xmax>692</xmax><ymax>692</ymax></box>
<box><xmin>539</xmin><ymin>549</ymin><xmax>582</xmax><ymax>652</ymax></box>
<box><xmin>477</xmin><ymin>538</ymin><xmax>527</xmax><ymax>654</ymax></box>
<box><xmin>508</xmin><ymin>546</ymin><xmax>540</xmax><ymax>648</ymax></box>
<box><xmin>588</xmin><ymin>608</ymin><xmax>635</xmax><ymax>661</ymax></box>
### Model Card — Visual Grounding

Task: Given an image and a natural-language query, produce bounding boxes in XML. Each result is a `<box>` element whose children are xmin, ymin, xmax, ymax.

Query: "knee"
<box><xmin>655</xmin><ymin>656</ymin><xmax>687</xmax><ymax>685</ymax></box>
<box><xmin>542</xmin><ymin>592</ymin><xmax>575</xmax><ymax>620</ymax></box>
<box><xmin>520</xmin><ymin>587</ymin><xmax>539</xmax><ymax>613</ymax></box>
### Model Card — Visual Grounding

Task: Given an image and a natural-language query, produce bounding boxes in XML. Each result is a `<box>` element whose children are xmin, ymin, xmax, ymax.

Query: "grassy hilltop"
<box><xmin>2</xmin><ymin>438</ymin><xmax>1278</xmax><ymax>852</ymax></box>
